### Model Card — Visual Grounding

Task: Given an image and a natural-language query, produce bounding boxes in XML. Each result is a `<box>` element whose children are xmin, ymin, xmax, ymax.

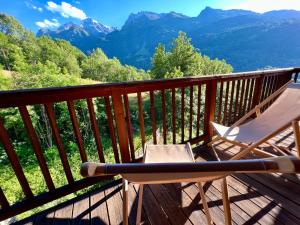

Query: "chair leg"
<box><xmin>136</xmin><ymin>184</ymin><xmax>144</xmax><ymax>225</ymax></box>
<box><xmin>207</xmin><ymin>136</ymin><xmax>220</xmax><ymax>147</ymax></box>
<box><xmin>197</xmin><ymin>182</ymin><xmax>213</xmax><ymax>225</ymax></box>
<box><xmin>292</xmin><ymin>120</ymin><xmax>300</xmax><ymax>158</ymax></box>
<box><xmin>123</xmin><ymin>179</ymin><xmax>129</xmax><ymax>225</ymax></box>
<box><xmin>221</xmin><ymin>178</ymin><xmax>232</xmax><ymax>225</ymax></box>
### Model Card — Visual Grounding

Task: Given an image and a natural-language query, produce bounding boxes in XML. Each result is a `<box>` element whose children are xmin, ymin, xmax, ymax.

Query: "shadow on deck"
<box><xmin>15</xmin><ymin>127</ymin><xmax>300</xmax><ymax>225</ymax></box>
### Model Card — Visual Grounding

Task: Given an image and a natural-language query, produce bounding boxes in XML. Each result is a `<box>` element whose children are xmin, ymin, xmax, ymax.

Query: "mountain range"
<box><xmin>37</xmin><ymin>7</ymin><xmax>300</xmax><ymax>72</ymax></box>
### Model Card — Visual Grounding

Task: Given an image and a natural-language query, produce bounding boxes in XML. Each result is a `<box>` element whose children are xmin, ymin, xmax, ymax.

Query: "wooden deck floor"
<box><xmin>15</xmin><ymin>127</ymin><xmax>300</xmax><ymax>225</ymax></box>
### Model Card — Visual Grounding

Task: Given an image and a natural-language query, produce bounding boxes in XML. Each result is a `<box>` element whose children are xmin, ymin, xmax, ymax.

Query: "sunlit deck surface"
<box><xmin>15</xmin><ymin>126</ymin><xmax>300</xmax><ymax>225</ymax></box>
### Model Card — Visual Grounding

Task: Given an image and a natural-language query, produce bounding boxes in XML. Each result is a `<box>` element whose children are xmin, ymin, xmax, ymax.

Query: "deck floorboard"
<box><xmin>14</xmin><ymin>127</ymin><xmax>300</xmax><ymax>225</ymax></box>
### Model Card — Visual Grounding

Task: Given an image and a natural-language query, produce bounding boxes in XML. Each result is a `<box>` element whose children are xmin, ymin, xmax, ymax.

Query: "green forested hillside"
<box><xmin>0</xmin><ymin>14</ymin><xmax>232</xmax><ymax>90</ymax></box>
<box><xmin>0</xmin><ymin>14</ymin><xmax>149</xmax><ymax>91</ymax></box>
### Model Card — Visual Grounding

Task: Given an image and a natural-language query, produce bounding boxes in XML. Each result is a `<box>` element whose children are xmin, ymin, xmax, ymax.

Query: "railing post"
<box><xmin>111</xmin><ymin>88</ymin><xmax>131</xmax><ymax>163</ymax></box>
<box><xmin>294</xmin><ymin>72</ymin><xmax>299</xmax><ymax>83</ymax></box>
<box><xmin>204</xmin><ymin>79</ymin><xmax>217</xmax><ymax>142</ymax></box>
<box><xmin>251</xmin><ymin>75</ymin><xmax>263</xmax><ymax>109</ymax></box>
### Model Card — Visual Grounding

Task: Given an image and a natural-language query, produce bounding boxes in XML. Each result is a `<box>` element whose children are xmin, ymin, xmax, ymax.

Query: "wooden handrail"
<box><xmin>80</xmin><ymin>156</ymin><xmax>300</xmax><ymax>177</ymax></box>
<box><xmin>0</xmin><ymin>67</ymin><xmax>296</xmax><ymax>221</ymax></box>
<box><xmin>0</xmin><ymin>68</ymin><xmax>294</xmax><ymax>108</ymax></box>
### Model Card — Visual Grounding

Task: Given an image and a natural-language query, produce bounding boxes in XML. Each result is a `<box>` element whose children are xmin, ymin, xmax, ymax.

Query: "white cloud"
<box><xmin>46</xmin><ymin>1</ymin><xmax>87</xmax><ymax>20</ymax></box>
<box><xmin>32</xmin><ymin>5</ymin><xmax>43</xmax><ymax>12</ymax></box>
<box><xmin>36</xmin><ymin>19</ymin><xmax>60</xmax><ymax>28</ymax></box>
<box><xmin>225</xmin><ymin>0</ymin><xmax>300</xmax><ymax>13</ymax></box>
<box><xmin>25</xmin><ymin>1</ymin><xmax>43</xmax><ymax>12</ymax></box>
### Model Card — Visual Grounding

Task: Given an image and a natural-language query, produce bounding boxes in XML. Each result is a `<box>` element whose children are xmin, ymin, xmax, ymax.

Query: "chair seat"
<box><xmin>211</xmin><ymin>83</ymin><xmax>300</xmax><ymax>144</ymax></box>
<box><xmin>144</xmin><ymin>144</ymin><xmax>194</xmax><ymax>163</ymax></box>
<box><xmin>121</xmin><ymin>144</ymin><xmax>224</xmax><ymax>184</ymax></box>
<box><xmin>211</xmin><ymin>121</ymin><xmax>269</xmax><ymax>143</ymax></box>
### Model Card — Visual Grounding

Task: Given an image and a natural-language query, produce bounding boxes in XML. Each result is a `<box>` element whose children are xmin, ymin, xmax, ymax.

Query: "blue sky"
<box><xmin>1</xmin><ymin>0</ymin><xmax>300</xmax><ymax>32</ymax></box>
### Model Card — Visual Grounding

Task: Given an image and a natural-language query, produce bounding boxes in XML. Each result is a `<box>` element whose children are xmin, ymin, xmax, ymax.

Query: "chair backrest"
<box><xmin>238</xmin><ymin>83</ymin><xmax>300</xmax><ymax>142</ymax></box>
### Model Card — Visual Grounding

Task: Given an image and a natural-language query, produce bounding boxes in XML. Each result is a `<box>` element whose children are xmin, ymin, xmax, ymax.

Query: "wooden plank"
<box><xmin>270</xmin><ymin>75</ymin><xmax>277</xmax><ymax>94</ymax></box>
<box><xmin>150</xmin><ymin>91</ymin><xmax>157</xmax><ymax>144</ymax></box>
<box><xmin>172</xmin><ymin>88</ymin><xmax>176</xmax><ymax>144</ymax></box>
<box><xmin>263</xmin><ymin>76</ymin><xmax>275</xmax><ymax>111</ymax></box>
<box><xmin>204</xmin><ymin>80</ymin><xmax>217</xmax><ymax>141</ymax></box>
<box><xmin>235</xmin><ymin>174</ymin><xmax>300</xmax><ymax>220</ymax></box>
<box><xmin>260</xmin><ymin>76</ymin><xmax>270</xmax><ymax>112</ymax></box>
<box><xmin>228</xmin><ymin>176</ymin><xmax>300</xmax><ymax>225</ymax></box>
<box><xmin>44</xmin><ymin>103</ymin><xmax>74</xmax><ymax>184</ymax></box>
<box><xmin>269</xmin><ymin>75</ymin><xmax>280</xmax><ymax>107</ymax></box>
<box><xmin>53</xmin><ymin>203</ymin><xmax>73</xmax><ymax>225</ymax></box>
<box><xmin>293</xmin><ymin>120</ymin><xmax>300</xmax><ymax>158</ymax></box>
<box><xmin>247</xmin><ymin>173</ymin><xmax>300</xmax><ymax>205</ymax></box>
<box><xmin>133</xmin><ymin>184</ymin><xmax>170</xmax><ymax>225</ymax></box>
<box><xmin>228</xmin><ymin>80</ymin><xmax>236</xmax><ymax>126</ymax></box>
<box><xmin>251</xmin><ymin>76</ymin><xmax>263</xmax><ymax>109</ymax></box>
<box><xmin>164</xmin><ymin>183</ymin><xmax>209</xmax><ymax>225</ymax></box>
<box><xmin>161</xmin><ymin>89</ymin><xmax>167</xmax><ymax>144</ymax></box>
<box><xmin>105</xmin><ymin>184</ymin><xmax>123</xmax><ymax>225</ymax></box>
<box><xmin>223</xmin><ymin>81</ymin><xmax>230</xmax><ymax>125</ymax></box>
<box><xmin>189</xmin><ymin>86</ymin><xmax>194</xmax><ymax>140</ymax></box>
<box><xmin>72</xmin><ymin>196</ymin><xmax>90</xmax><ymax>225</ymax></box>
<box><xmin>90</xmin><ymin>189</ymin><xmax>110</xmax><ymax>225</ymax></box>
<box><xmin>137</xmin><ymin>92</ymin><xmax>146</xmax><ymax>149</ymax></box>
<box><xmin>34</xmin><ymin>211</ymin><xmax>55</xmax><ymax>225</ymax></box>
<box><xmin>104</xmin><ymin>97</ymin><xmax>120</xmax><ymax>163</ymax></box>
<box><xmin>211</xmin><ymin>182</ymin><xmax>258</xmax><ymax>225</ymax></box>
<box><xmin>237</xmin><ymin>79</ymin><xmax>245</xmax><ymax>119</ymax></box>
<box><xmin>213</xmin><ymin>177</ymin><xmax>281</xmax><ymax>225</ymax></box>
<box><xmin>217</xmin><ymin>82</ymin><xmax>224</xmax><ymax>123</ymax></box>
<box><xmin>267</xmin><ymin>76</ymin><xmax>275</xmax><ymax>97</ymax></box>
<box><xmin>181</xmin><ymin>87</ymin><xmax>185</xmax><ymax>143</ymax></box>
<box><xmin>242</xmin><ymin>79</ymin><xmax>250</xmax><ymax>116</ymax></box>
<box><xmin>0</xmin><ymin>187</ymin><xmax>9</xmax><ymax>209</ymax></box>
<box><xmin>0</xmin><ymin>68</ymin><xmax>294</xmax><ymax>108</ymax></box>
<box><xmin>247</xmin><ymin>78</ymin><xmax>255</xmax><ymax>112</ymax></box>
<box><xmin>13</xmin><ymin>216</ymin><xmax>35</xmax><ymax>225</ymax></box>
<box><xmin>0</xmin><ymin>117</ymin><xmax>33</xmax><ymax>199</ymax></box>
<box><xmin>14</xmin><ymin>216</ymin><xmax>36</xmax><ymax>225</ymax></box>
<box><xmin>183</xmin><ymin>182</ymin><xmax>236</xmax><ymax>225</ymax></box>
<box><xmin>19</xmin><ymin>106</ymin><xmax>55</xmax><ymax>191</ymax></box>
<box><xmin>123</xmin><ymin>94</ymin><xmax>135</xmax><ymax>161</ymax></box>
<box><xmin>0</xmin><ymin>68</ymin><xmax>294</xmax><ymax>109</ymax></box>
<box><xmin>266</xmin><ymin>76</ymin><xmax>274</xmax><ymax>99</ymax></box>
<box><xmin>149</xmin><ymin>184</ymin><xmax>192</xmax><ymax>225</ymax></box>
<box><xmin>193</xmin><ymin>154</ymin><xmax>248</xmax><ymax>225</ymax></box>
<box><xmin>67</xmin><ymin>101</ymin><xmax>87</xmax><ymax>163</ymax></box>
<box><xmin>120</xmin><ymin>183</ymin><xmax>151</xmax><ymax>225</ymax></box>
<box><xmin>0</xmin><ymin>176</ymin><xmax>111</xmax><ymax>222</ymax></box>
<box><xmin>197</xmin><ymin>182</ymin><xmax>248</xmax><ymax>225</ymax></box>
<box><xmin>196</xmin><ymin>85</ymin><xmax>202</xmax><ymax>136</ymax></box>
<box><xmin>212</xmin><ymin>140</ymin><xmax>300</xmax><ymax>219</ymax></box>
<box><xmin>233</xmin><ymin>80</ymin><xmax>240</xmax><ymax>123</ymax></box>
<box><xmin>259</xmin><ymin>76</ymin><xmax>268</xmax><ymax>102</ymax></box>
<box><xmin>86</xmin><ymin>98</ymin><xmax>105</xmax><ymax>162</ymax></box>
<box><xmin>295</xmin><ymin>72</ymin><xmax>300</xmax><ymax>82</ymax></box>
<box><xmin>111</xmin><ymin>92</ymin><xmax>130</xmax><ymax>163</ymax></box>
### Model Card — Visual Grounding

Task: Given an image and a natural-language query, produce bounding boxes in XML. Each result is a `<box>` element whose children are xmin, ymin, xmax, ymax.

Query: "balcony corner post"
<box><xmin>251</xmin><ymin>75</ymin><xmax>263</xmax><ymax>109</ymax></box>
<box><xmin>294</xmin><ymin>72</ymin><xmax>299</xmax><ymax>83</ymax></box>
<box><xmin>204</xmin><ymin>79</ymin><xmax>217</xmax><ymax>143</ymax></box>
<box><xmin>111</xmin><ymin>88</ymin><xmax>131</xmax><ymax>163</ymax></box>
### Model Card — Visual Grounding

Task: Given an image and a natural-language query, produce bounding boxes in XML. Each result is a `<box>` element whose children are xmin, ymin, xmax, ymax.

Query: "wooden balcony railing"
<box><xmin>0</xmin><ymin>68</ymin><xmax>299</xmax><ymax>221</ymax></box>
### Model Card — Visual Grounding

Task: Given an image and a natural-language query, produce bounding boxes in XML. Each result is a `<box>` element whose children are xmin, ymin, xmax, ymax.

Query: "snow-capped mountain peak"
<box><xmin>81</xmin><ymin>18</ymin><xmax>116</xmax><ymax>34</ymax></box>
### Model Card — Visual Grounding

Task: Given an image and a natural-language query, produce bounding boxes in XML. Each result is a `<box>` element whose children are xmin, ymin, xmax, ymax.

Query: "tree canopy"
<box><xmin>151</xmin><ymin>32</ymin><xmax>233</xmax><ymax>79</ymax></box>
